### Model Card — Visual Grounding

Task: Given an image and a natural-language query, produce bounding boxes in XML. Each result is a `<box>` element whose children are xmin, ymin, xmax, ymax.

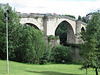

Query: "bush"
<box><xmin>48</xmin><ymin>35</ymin><xmax>59</xmax><ymax>42</ymax></box>
<box><xmin>39</xmin><ymin>44</ymin><xmax>51</xmax><ymax>64</ymax></box>
<box><xmin>13</xmin><ymin>26</ymin><xmax>49</xmax><ymax>64</ymax></box>
<box><xmin>51</xmin><ymin>45</ymin><xmax>72</xmax><ymax>63</ymax></box>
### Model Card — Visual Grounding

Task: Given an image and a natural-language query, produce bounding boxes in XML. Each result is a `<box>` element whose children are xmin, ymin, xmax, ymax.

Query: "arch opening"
<box><xmin>81</xmin><ymin>27</ymin><xmax>85</xmax><ymax>32</ymax></box>
<box><xmin>55</xmin><ymin>21</ymin><xmax>75</xmax><ymax>45</ymax></box>
<box><xmin>25</xmin><ymin>23</ymin><xmax>39</xmax><ymax>30</ymax></box>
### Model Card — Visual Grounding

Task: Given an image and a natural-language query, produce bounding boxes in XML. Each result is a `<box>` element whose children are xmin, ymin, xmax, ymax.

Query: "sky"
<box><xmin>0</xmin><ymin>0</ymin><xmax>100</xmax><ymax>18</ymax></box>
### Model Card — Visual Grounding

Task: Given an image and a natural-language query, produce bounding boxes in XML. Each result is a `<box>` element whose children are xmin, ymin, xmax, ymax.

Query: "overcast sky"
<box><xmin>0</xmin><ymin>0</ymin><xmax>100</xmax><ymax>18</ymax></box>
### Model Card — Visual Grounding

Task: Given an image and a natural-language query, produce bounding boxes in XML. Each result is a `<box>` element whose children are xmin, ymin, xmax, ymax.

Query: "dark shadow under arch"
<box><xmin>25</xmin><ymin>23</ymin><xmax>39</xmax><ymax>30</ymax></box>
<box><xmin>55</xmin><ymin>21</ymin><xmax>75</xmax><ymax>45</ymax></box>
<box><xmin>81</xmin><ymin>27</ymin><xmax>85</xmax><ymax>31</ymax></box>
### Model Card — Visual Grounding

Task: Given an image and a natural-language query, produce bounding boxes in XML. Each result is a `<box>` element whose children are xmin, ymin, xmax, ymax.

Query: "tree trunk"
<box><xmin>95</xmin><ymin>67</ymin><xmax>98</xmax><ymax>75</ymax></box>
<box><xmin>86</xmin><ymin>65</ymin><xmax>87</xmax><ymax>75</ymax></box>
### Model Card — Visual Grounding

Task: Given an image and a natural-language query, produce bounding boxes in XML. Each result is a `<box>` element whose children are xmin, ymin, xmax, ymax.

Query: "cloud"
<box><xmin>0</xmin><ymin>0</ymin><xmax>100</xmax><ymax>18</ymax></box>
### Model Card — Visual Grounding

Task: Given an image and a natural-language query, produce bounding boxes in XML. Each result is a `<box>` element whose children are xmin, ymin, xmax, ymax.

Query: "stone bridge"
<box><xmin>17</xmin><ymin>13</ymin><xmax>86</xmax><ymax>44</ymax></box>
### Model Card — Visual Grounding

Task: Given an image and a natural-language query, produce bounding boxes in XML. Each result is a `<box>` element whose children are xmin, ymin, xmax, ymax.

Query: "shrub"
<box><xmin>48</xmin><ymin>35</ymin><xmax>59</xmax><ymax>42</ymax></box>
<box><xmin>14</xmin><ymin>26</ymin><xmax>49</xmax><ymax>64</ymax></box>
<box><xmin>51</xmin><ymin>45</ymin><xmax>72</xmax><ymax>63</ymax></box>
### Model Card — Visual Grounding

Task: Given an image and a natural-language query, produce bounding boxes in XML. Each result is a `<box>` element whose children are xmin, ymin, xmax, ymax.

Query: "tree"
<box><xmin>80</xmin><ymin>12</ymin><xmax>100</xmax><ymax>75</ymax></box>
<box><xmin>78</xmin><ymin>15</ymin><xmax>82</xmax><ymax>20</ymax></box>
<box><xmin>0</xmin><ymin>4</ymin><xmax>49</xmax><ymax>64</ymax></box>
<box><xmin>0</xmin><ymin>5</ymin><xmax>6</xmax><ymax>59</ymax></box>
<box><xmin>13</xmin><ymin>25</ymin><xmax>48</xmax><ymax>64</ymax></box>
<box><xmin>0</xmin><ymin>4</ymin><xmax>20</xmax><ymax>60</ymax></box>
<box><xmin>82</xmin><ymin>17</ymin><xmax>88</xmax><ymax>23</ymax></box>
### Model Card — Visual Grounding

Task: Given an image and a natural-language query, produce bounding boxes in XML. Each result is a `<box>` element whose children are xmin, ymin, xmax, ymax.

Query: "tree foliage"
<box><xmin>12</xmin><ymin>25</ymin><xmax>48</xmax><ymax>64</ymax></box>
<box><xmin>82</xmin><ymin>17</ymin><xmax>88</xmax><ymax>23</ymax></box>
<box><xmin>0</xmin><ymin>4</ymin><xmax>49</xmax><ymax>64</ymax></box>
<box><xmin>80</xmin><ymin>12</ymin><xmax>100</xmax><ymax>75</ymax></box>
<box><xmin>78</xmin><ymin>15</ymin><xmax>82</xmax><ymax>20</ymax></box>
<box><xmin>0</xmin><ymin>4</ymin><xmax>20</xmax><ymax>60</ymax></box>
<box><xmin>51</xmin><ymin>45</ymin><xmax>72</xmax><ymax>63</ymax></box>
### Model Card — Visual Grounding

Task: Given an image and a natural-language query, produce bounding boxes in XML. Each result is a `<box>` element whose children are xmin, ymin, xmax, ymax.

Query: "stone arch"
<box><xmin>56</xmin><ymin>18</ymin><xmax>76</xmax><ymax>34</ymax></box>
<box><xmin>55</xmin><ymin>20</ymin><xmax>75</xmax><ymax>44</ymax></box>
<box><xmin>20</xmin><ymin>18</ymin><xmax>43</xmax><ymax>30</ymax></box>
<box><xmin>25</xmin><ymin>23</ymin><xmax>39</xmax><ymax>30</ymax></box>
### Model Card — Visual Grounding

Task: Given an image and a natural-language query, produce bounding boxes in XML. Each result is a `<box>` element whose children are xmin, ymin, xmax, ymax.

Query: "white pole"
<box><xmin>6</xmin><ymin>11</ymin><xmax>9</xmax><ymax>74</ymax></box>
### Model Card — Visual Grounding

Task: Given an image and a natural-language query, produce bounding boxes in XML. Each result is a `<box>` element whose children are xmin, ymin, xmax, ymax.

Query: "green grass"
<box><xmin>0</xmin><ymin>60</ymin><xmax>100</xmax><ymax>75</ymax></box>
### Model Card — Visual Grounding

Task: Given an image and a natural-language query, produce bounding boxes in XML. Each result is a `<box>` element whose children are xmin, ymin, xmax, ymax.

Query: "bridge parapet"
<box><xmin>17</xmin><ymin>12</ymin><xmax>44</xmax><ymax>18</ymax></box>
<box><xmin>17</xmin><ymin>12</ymin><xmax>77</xmax><ymax>21</ymax></box>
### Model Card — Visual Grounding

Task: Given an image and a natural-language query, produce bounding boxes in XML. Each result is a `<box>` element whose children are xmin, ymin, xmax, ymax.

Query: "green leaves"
<box><xmin>80</xmin><ymin>12</ymin><xmax>100</xmax><ymax>75</ymax></box>
<box><xmin>51</xmin><ymin>45</ymin><xmax>72</xmax><ymax>63</ymax></box>
<box><xmin>0</xmin><ymin>4</ymin><xmax>49</xmax><ymax>64</ymax></box>
<box><xmin>78</xmin><ymin>15</ymin><xmax>82</xmax><ymax>20</ymax></box>
<box><xmin>12</xmin><ymin>25</ymin><xmax>48</xmax><ymax>64</ymax></box>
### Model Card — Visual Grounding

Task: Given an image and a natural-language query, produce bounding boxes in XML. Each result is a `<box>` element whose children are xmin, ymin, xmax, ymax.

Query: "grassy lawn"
<box><xmin>0</xmin><ymin>60</ymin><xmax>100</xmax><ymax>75</ymax></box>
